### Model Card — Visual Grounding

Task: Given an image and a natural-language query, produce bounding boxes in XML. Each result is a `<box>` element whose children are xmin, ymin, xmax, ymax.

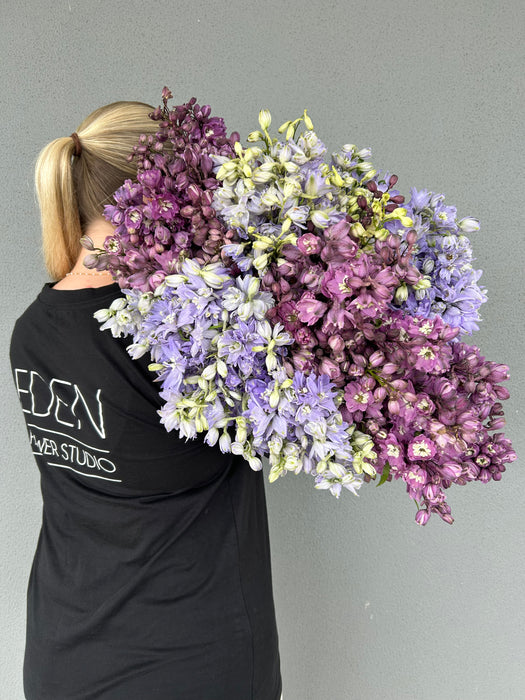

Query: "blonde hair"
<box><xmin>34</xmin><ymin>100</ymin><xmax>160</xmax><ymax>281</ymax></box>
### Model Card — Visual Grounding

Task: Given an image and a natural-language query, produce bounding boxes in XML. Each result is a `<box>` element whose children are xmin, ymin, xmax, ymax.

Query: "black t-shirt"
<box><xmin>9</xmin><ymin>281</ymin><xmax>282</xmax><ymax>700</ymax></box>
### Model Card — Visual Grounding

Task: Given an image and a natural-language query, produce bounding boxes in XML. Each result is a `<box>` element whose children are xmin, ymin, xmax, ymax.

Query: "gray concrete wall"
<box><xmin>1</xmin><ymin>1</ymin><xmax>523</xmax><ymax>697</ymax></box>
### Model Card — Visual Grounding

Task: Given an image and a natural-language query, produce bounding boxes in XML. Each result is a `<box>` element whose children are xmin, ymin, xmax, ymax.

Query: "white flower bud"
<box><xmin>394</xmin><ymin>283</ymin><xmax>408</xmax><ymax>303</ymax></box>
<box><xmin>252</xmin><ymin>169</ymin><xmax>275</xmax><ymax>185</ymax></box>
<box><xmin>219</xmin><ymin>430</ymin><xmax>232</xmax><ymax>453</ymax></box>
<box><xmin>138</xmin><ymin>294</ymin><xmax>153</xmax><ymax>314</ymax></box>
<box><xmin>247</xmin><ymin>276</ymin><xmax>260</xmax><ymax>297</ymax></box>
<box><xmin>201</xmin><ymin>363</ymin><xmax>217</xmax><ymax>380</ymax></box>
<box><xmin>252</xmin><ymin>254</ymin><xmax>269</xmax><ymax>271</ymax></box>
<box><xmin>195</xmin><ymin>414</ymin><xmax>207</xmax><ymax>432</ymax></box>
<box><xmin>205</xmin><ymin>427</ymin><xmax>219</xmax><ymax>446</ymax></box>
<box><xmin>258</xmin><ymin>109</ymin><xmax>271</xmax><ymax>130</ymax></box>
<box><xmin>164</xmin><ymin>273</ymin><xmax>186</xmax><ymax>287</ymax></box>
<box><xmin>154</xmin><ymin>281</ymin><xmax>167</xmax><ymax>297</ymax></box>
<box><xmin>457</xmin><ymin>217</ymin><xmax>480</xmax><ymax>233</ymax></box>
<box><xmin>231</xmin><ymin>441</ymin><xmax>244</xmax><ymax>455</ymax></box>
<box><xmin>93</xmin><ymin>308</ymin><xmax>111</xmax><ymax>322</ymax></box>
<box><xmin>109</xmin><ymin>297</ymin><xmax>127</xmax><ymax>311</ymax></box>
<box><xmin>216</xmin><ymin>359</ymin><xmax>228</xmax><ymax>378</ymax></box>
<box><xmin>316</xmin><ymin>460</ymin><xmax>328</xmax><ymax>474</ymax></box>
<box><xmin>248</xmin><ymin>456</ymin><xmax>263</xmax><ymax>471</ymax></box>
<box><xmin>269</xmin><ymin>384</ymin><xmax>280</xmax><ymax>409</ymax></box>
<box><xmin>115</xmin><ymin>309</ymin><xmax>132</xmax><ymax>325</ymax></box>
<box><xmin>266</xmin><ymin>353</ymin><xmax>278</xmax><ymax>372</ymax></box>
<box><xmin>126</xmin><ymin>342</ymin><xmax>149</xmax><ymax>359</ymax></box>
<box><xmin>201</xmin><ymin>269</ymin><xmax>228</xmax><ymax>289</ymax></box>
<box><xmin>310</xmin><ymin>210</ymin><xmax>330</xmax><ymax>228</ymax></box>
<box><xmin>247</xmin><ymin>130</ymin><xmax>265</xmax><ymax>142</ymax></box>
<box><xmin>422</xmin><ymin>258</ymin><xmax>435</xmax><ymax>274</ymax></box>
<box><xmin>329</xmin><ymin>462</ymin><xmax>347</xmax><ymax>479</ymax></box>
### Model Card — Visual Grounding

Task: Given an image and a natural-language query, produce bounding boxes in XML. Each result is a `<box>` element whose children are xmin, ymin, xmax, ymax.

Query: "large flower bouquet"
<box><xmin>87</xmin><ymin>87</ymin><xmax>516</xmax><ymax>526</ymax></box>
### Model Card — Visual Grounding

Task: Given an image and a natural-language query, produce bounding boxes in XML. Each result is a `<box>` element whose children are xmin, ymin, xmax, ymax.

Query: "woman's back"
<box><xmin>9</xmin><ymin>281</ymin><xmax>282</xmax><ymax>700</ymax></box>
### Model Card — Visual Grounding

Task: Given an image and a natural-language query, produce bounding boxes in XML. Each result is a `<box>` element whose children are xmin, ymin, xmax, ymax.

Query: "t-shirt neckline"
<box><xmin>38</xmin><ymin>281</ymin><xmax>123</xmax><ymax>307</ymax></box>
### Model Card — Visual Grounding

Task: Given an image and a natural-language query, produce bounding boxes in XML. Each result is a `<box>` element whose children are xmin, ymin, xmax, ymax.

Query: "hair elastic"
<box><xmin>70</xmin><ymin>132</ymin><xmax>82</xmax><ymax>157</ymax></box>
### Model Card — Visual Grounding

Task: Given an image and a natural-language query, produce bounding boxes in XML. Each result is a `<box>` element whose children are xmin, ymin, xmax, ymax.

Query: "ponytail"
<box><xmin>34</xmin><ymin>100</ymin><xmax>159</xmax><ymax>281</ymax></box>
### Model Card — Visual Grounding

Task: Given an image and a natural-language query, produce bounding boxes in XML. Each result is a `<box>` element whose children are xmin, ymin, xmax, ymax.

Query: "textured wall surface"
<box><xmin>1</xmin><ymin>1</ymin><xmax>523</xmax><ymax>698</ymax></box>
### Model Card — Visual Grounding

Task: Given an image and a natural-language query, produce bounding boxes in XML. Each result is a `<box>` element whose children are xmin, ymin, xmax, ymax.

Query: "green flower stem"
<box><xmin>366</xmin><ymin>368</ymin><xmax>388</xmax><ymax>388</ymax></box>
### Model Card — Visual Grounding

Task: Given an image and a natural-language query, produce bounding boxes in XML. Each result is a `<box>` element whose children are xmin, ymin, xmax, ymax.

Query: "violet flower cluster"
<box><xmin>82</xmin><ymin>87</ymin><xmax>242</xmax><ymax>291</ymax></box>
<box><xmin>92</xmin><ymin>87</ymin><xmax>516</xmax><ymax>526</ymax></box>
<box><xmin>204</xmin><ymin>105</ymin><xmax>516</xmax><ymax>525</ymax></box>
<box><xmin>94</xmin><ymin>257</ymin><xmax>365</xmax><ymax>497</ymax></box>
<box><xmin>390</xmin><ymin>188</ymin><xmax>488</xmax><ymax>335</ymax></box>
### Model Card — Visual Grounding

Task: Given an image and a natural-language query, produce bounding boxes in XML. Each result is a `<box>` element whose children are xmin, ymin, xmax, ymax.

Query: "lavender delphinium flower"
<box><xmin>388</xmin><ymin>187</ymin><xmax>488</xmax><ymax>336</ymax></box>
<box><xmin>93</xmin><ymin>255</ymin><xmax>365</xmax><ymax>494</ymax></box>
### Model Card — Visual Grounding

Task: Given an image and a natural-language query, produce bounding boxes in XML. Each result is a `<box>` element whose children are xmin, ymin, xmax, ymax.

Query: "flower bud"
<box><xmin>316</xmin><ymin>460</ymin><xmax>328</xmax><ymax>474</ymax></box>
<box><xmin>253</xmin><ymin>254</ymin><xmax>269</xmax><ymax>271</ymax></box>
<box><xmin>423</xmin><ymin>483</ymin><xmax>438</xmax><ymax>500</ymax></box>
<box><xmin>262</xmin><ymin>271</ymin><xmax>275</xmax><ymax>286</ymax></box>
<box><xmin>195</xmin><ymin>414</ymin><xmax>207</xmax><ymax>432</ymax></box>
<box><xmin>422</xmin><ymin>257</ymin><xmax>435</xmax><ymax>274</ymax></box>
<box><xmin>109</xmin><ymin>297</ymin><xmax>127</xmax><ymax>312</ymax></box>
<box><xmin>247</xmin><ymin>130</ymin><xmax>265</xmax><ymax>142</ymax></box>
<box><xmin>368</xmin><ymin>350</ymin><xmax>385</xmax><ymax>368</ymax></box>
<box><xmin>248</xmin><ymin>456</ymin><xmax>263</xmax><ymax>471</ymax></box>
<box><xmin>478</xmin><ymin>468</ymin><xmax>492</xmax><ymax>483</ymax></box>
<box><xmin>80</xmin><ymin>235</ymin><xmax>95</xmax><ymax>251</ymax></box>
<box><xmin>164</xmin><ymin>273</ymin><xmax>186</xmax><ymax>287</ymax></box>
<box><xmin>217</xmin><ymin>359</ymin><xmax>228</xmax><ymax>378</ymax></box>
<box><xmin>457</xmin><ymin>217</ymin><xmax>480</xmax><ymax>233</ymax></box>
<box><xmin>236</xmin><ymin>424</ymin><xmax>248</xmax><ymax>442</ymax></box>
<box><xmin>297</xmin><ymin>232</ymin><xmax>321</xmax><ymax>255</ymax></box>
<box><xmin>82</xmin><ymin>253</ymin><xmax>99</xmax><ymax>268</ymax></box>
<box><xmin>394</xmin><ymin>283</ymin><xmax>408</xmax><ymax>303</ymax></box>
<box><xmin>440</xmin><ymin>462</ymin><xmax>462</xmax><ymax>480</ymax></box>
<box><xmin>219</xmin><ymin>430</ymin><xmax>232</xmax><ymax>453</ymax></box>
<box><xmin>247</xmin><ymin>276</ymin><xmax>260</xmax><ymax>297</ymax></box>
<box><xmin>231</xmin><ymin>441</ymin><xmax>244</xmax><ymax>456</ymax></box>
<box><xmin>138</xmin><ymin>294</ymin><xmax>153</xmax><ymax>315</ymax></box>
<box><xmin>93</xmin><ymin>308</ymin><xmax>111</xmax><ymax>322</ymax></box>
<box><xmin>405</xmin><ymin>229</ymin><xmax>417</xmax><ymax>245</ymax></box>
<box><xmin>258</xmin><ymin>109</ymin><xmax>272</xmax><ymax>130</ymax></box>
<box><xmin>415</xmin><ymin>509</ymin><xmax>430</xmax><ymax>526</ymax></box>
<box><xmin>201</xmin><ymin>363</ymin><xmax>217</xmax><ymax>380</ymax></box>
<box><xmin>269</xmin><ymin>384</ymin><xmax>280</xmax><ymax>409</ymax></box>
<box><xmin>328</xmin><ymin>334</ymin><xmax>344</xmax><ymax>354</ymax></box>
<box><xmin>205</xmin><ymin>427</ymin><xmax>219</xmax><ymax>445</ymax></box>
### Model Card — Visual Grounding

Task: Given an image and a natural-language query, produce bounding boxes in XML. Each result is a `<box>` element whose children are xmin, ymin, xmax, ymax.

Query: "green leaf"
<box><xmin>376</xmin><ymin>461</ymin><xmax>391</xmax><ymax>487</ymax></box>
